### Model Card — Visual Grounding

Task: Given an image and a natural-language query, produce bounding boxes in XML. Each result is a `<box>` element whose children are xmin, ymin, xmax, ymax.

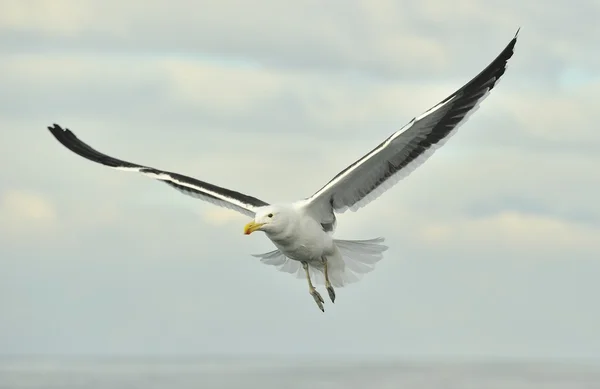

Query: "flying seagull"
<box><xmin>48</xmin><ymin>31</ymin><xmax>519</xmax><ymax>312</ymax></box>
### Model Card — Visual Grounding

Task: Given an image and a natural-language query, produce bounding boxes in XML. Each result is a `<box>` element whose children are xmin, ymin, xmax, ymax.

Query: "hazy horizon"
<box><xmin>2</xmin><ymin>357</ymin><xmax>600</xmax><ymax>389</ymax></box>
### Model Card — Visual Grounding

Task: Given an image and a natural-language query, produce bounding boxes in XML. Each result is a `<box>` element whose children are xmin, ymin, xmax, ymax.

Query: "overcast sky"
<box><xmin>1</xmin><ymin>0</ymin><xmax>599</xmax><ymax>362</ymax></box>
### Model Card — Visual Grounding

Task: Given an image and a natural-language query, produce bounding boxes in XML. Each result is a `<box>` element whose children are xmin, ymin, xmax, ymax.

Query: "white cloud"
<box><xmin>201</xmin><ymin>208</ymin><xmax>248</xmax><ymax>227</ymax></box>
<box><xmin>162</xmin><ymin>60</ymin><xmax>286</xmax><ymax>116</ymax></box>
<box><xmin>504</xmin><ymin>81</ymin><xmax>600</xmax><ymax>145</ymax></box>
<box><xmin>0</xmin><ymin>189</ymin><xmax>57</xmax><ymax>237</ymax></box>
<box><xmin>0</xmin><ymin>0</ymin><xmax>136</xmax><ymax>44</ymax></box>
<box><xmin>0</xmin><ymin>50</ymin><xmax>510</xmax><ymax>142</ymax></box>
<box><xmin>417</xmin><ymin>211</ymin><xmax>600</xmax><ymax>253</ymax></box>
<box><xmin>0</xmin><ymin>0</ymin><xmax>533</xmax><ymax>78</ymax></box>
<box><xmin>0</xmin><ymin>189</ymin><xmax>56</xmax><ymax>221</ymax></box>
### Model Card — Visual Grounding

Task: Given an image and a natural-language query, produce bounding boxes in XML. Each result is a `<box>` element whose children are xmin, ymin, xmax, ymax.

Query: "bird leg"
<box><xmin>322</xmin><ymin>257</ymin><xmax>336</xmax><ymax>303</ymax></box>
<box><xmin>302</xmin><ymin>262</ymin><xmax>324</xmax><ymax>312</ymax></box>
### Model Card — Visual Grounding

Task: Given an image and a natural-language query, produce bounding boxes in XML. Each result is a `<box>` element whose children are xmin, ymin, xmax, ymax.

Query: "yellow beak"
<box><xmin>244</xmin><ymin>221</ymin><xmax>265</xmax><ymax>235</ymax></box>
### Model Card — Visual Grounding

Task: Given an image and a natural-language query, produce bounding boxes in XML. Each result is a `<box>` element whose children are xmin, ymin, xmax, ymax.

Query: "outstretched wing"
<box><xmin>302</xmin><ymin>30</ymin><xmax>519</xmax><ymax>222</ymax></box>
<box><xmin>47</xmin><ymin>124</ymin><xmax>269</xmax><ymax>217</ymax></box>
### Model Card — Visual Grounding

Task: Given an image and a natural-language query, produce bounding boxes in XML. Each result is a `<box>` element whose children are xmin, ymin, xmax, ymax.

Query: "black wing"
<box><xmin>48</xmin><ymin>124</ymin><xmax>269</xmax><ymax>217</ymax></box>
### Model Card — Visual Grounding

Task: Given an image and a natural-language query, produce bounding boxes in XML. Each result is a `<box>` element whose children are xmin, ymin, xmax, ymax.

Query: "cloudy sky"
<box><xmin>1</xmin><ymin>0</ymin><xmax>599</xmax><ymax>362</ymax></box>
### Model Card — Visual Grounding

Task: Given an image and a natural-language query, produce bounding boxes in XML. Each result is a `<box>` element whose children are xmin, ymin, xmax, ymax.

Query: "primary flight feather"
<box><xmin>48</xmin><ymin>31</ymin><xmax>519</xmax><ymax>312</ymax></box>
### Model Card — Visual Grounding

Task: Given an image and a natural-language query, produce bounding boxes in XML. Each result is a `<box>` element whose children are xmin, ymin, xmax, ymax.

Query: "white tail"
<box><xmin>252</xmin><ymin>237</ymin><xmax>388</xmax><ymax>287</ymax></box>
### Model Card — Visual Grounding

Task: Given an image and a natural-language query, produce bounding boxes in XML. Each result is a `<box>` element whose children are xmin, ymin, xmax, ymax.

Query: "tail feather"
<box><xmin>252</xmin><ymin>237</ymin><xmax>388</xmax><ymax>288</ymax></box>
<box><xmin>327</xmin><ymin>237</ymin><xmax>388</xmax><ymax>287</ymax></box>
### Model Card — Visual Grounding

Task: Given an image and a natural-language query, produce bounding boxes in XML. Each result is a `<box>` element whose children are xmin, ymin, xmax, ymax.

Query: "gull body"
<box><xmin>246</xmin><ymin>203</ymin><xmax>347</xmax><ymax>308</ymax></box>
<box><xmin>248</xmin><ymin>204</ymin><xmax>335</xmax><ymax>263</ymax></box>
<box><xmin>46</xmin><ymin>31</ymin><xmax>519</xmax><ymax>312</ymax></box>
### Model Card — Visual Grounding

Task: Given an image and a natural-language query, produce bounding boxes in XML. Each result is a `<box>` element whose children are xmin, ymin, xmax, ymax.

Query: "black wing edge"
<box><xmin>307</xmin><ymin>28</ymin><xmax>520</xmax><ymax>202</ymax></box>
<box><xmin>390</xmin><ymin>28</ymin><xmax>521</xmax><ymax>163</ymax></box>
<box><xmin>437</xmin><ymin>27</ymin><xmax>520</xmax><ymax>105</ymax></box>
<box><xmin>48</xmin><ymin>123</ymin><xmax>140</xmax><ymax>169</ymax></box>
<box><xmin>388</xmin><ymin>28</ymin><xmax>520</xmax><ymax>166</ymax></box>
<box><xmin>47</xmin><ymin>123</ymin><xmax>270</xmax><ymax>208</ymax></box>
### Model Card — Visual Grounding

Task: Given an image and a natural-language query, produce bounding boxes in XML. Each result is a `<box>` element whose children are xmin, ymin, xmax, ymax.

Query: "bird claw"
<box><xmin>326</xmin><ymin>285</ymin><xmax>336</xmax><ymax>303</ymax></box>
<box><xmin>310</xmin><ymin>288</ymin><xmax>325</xmax><ymax>312</ymax></box>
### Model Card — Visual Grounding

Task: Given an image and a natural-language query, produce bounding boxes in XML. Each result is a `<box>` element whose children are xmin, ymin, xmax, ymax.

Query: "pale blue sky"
<box><xmin>1</xmin><ymin>0</ymin><xmax>599</xmax><ymax>362</ymax></box>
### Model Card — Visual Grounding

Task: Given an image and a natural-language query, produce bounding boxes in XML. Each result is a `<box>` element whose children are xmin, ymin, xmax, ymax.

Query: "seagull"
<box><xmin>47</xmin><ymin>31</ymin><xmax>518</xmax><ymax>312</ymax></box>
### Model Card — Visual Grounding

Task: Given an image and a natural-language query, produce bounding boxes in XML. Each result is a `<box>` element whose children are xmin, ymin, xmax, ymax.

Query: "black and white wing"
<box><xmin>47</xmin><ymin>124</ymin><xmax>269</xmax><ymax>217</ymax></box>
<box><xmin>302</xmin><ymin>30</ymin><xmax>519</xmax><ymax>222</ymax></box>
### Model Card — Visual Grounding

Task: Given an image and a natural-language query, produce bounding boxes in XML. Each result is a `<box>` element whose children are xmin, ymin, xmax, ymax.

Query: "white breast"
<box><xmin>265</xmin><ymin>208</ymin><xmax>334</xmax><ymax>263</ymax></box>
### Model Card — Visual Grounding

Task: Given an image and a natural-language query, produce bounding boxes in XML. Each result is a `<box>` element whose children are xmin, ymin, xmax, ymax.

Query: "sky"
<box><xmin>1</xmin><ymin>0</ymin><xmax>600</xmax><ymax>362</ymax></box>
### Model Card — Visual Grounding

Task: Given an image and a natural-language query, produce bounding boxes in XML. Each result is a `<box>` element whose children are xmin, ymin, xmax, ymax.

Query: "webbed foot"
<box><xmin>310</xmin><ymin>287</ymin><xmax>325</xmax><ymax>312</ymax></box>
<box><xmin>326</xmin><ymin>285</ymin><xmax>336</xmax><ymax>303</ymax></box>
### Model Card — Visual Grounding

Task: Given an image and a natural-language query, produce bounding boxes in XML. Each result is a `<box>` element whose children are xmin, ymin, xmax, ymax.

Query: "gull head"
<box><xmin>244</xmin><ymin>206</ymin><xmax>287</xmax><ymax>235</ymax></box>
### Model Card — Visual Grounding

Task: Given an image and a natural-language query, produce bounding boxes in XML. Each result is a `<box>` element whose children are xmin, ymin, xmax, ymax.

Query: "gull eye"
<box><xmin>267</xmin><ymin>213</ymin><xmax>273</xmax><ymax>218</ymax></box>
